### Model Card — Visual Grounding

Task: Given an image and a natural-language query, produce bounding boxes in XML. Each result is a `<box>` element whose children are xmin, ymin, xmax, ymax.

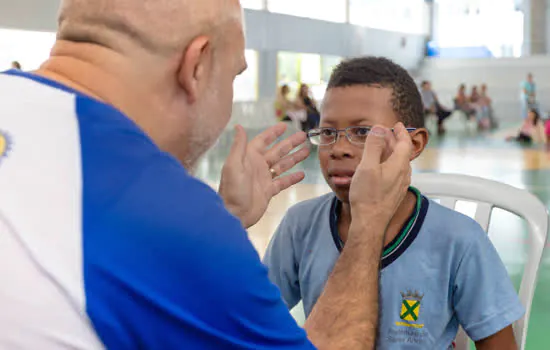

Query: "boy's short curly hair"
<box><xmin>327</xmin><ymin>56</ymin><xmax>425</xmax><ymax>128</ymax></box>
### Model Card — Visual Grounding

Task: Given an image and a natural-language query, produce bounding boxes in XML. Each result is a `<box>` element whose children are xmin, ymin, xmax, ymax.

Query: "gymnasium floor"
<box><xmin>196</xmin><ymin>117</ymin><xmax>550</xmax><ymax>349</ymax></box>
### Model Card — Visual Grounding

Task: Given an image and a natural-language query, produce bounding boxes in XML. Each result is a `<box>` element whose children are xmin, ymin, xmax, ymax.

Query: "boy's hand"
<box><xmin>349</xmin><ymin>122</ymin><xmax>413</xmax><ymax>228</ymax></box>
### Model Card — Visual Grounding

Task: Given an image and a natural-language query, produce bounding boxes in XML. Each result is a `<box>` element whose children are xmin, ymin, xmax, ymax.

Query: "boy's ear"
<box><xmin>410</xmin><ymin>128</ymin><xmax>429</xmax><ymax>161</ymax></box>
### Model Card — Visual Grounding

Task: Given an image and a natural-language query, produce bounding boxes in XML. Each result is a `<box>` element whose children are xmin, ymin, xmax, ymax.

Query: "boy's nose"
<box><xmin>330</xmin><ymin>134</ymin><xmax>355</xmax><ymax>159</ymax></box>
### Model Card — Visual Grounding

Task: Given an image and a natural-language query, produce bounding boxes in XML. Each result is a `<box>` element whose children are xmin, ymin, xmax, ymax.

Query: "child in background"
<box><xmin>507</xmin><ymin>108</ymin><xmax>540</xmax><ymax>144</ymax></box>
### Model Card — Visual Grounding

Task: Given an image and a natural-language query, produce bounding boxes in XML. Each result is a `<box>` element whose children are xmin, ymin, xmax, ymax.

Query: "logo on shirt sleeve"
<box><xmin>0</xmin><ymin>131</ymin><xmax>12</xmax><ymax>164</ymax></box>
<box><xmin>396</xmin><ymin>290</ymin><xmax>424</xmax><ymax>329</ymax></box>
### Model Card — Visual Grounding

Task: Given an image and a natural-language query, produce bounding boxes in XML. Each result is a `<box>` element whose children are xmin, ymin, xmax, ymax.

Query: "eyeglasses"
<box><xmin>307</xmin><ymin>126</ymin><xmax>417</xmax><ymax>146</ymax></box>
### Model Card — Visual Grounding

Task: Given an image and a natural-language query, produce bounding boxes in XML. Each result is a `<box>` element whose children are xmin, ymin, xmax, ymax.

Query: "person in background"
<box><xmin>11</xmin><ymin>61</ymin><xmax>21</xmax><ymax>70</ymax></box>
<box><xmin>295</xmin><ymin>83</ymin><xmax>320</xmax><ymax>131</ymax></box>
<box><xmin>275</xmin><ymin>84</ymin><xmax>297</xmax><ymax>122</ymax></box>
<box><xmin>469</xmin><ymin>85</ymin><xmax>480</xmax><ymax>104</ymax></box>
<box><xmin>507</xmin><ymin>108</ymin><xmax>541</xmax><ymax>144</ymax></box>
<box><xmin>421</xmin><ymin>80</ymin><xmax>451</xmax><ymax>135</ymax></box>
<box><xmin>470</xmin><ymin>85</ymin><xmax>490</xmax><ymax>130</ymax></box>
<box><xmin>454</xmin><ymin>84</ymin><xmax>476</xmax><ymax>120</ymax></box>
<box><xmin>480</xmin><ymin>83</ymin><xmax>497</xmax><ymax>129</ymax></box>
<box><xmin>545</xmin><ymin>114</ymin><xmax>550</xmax><ymax>147</ymax></box>
<box><xmin>520</xmin><ymin>73</ymin><xmax>537</xmax><ymax>119</ymax></box>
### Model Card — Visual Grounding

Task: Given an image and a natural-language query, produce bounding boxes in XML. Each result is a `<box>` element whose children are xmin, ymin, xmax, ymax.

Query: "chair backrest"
<box><xmin>412</xmin><ymin>173</ymin><xmax>549</xmax><ymax>350</ymax></box>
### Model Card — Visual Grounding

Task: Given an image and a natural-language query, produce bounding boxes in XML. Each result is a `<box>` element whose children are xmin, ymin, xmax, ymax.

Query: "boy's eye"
<box><xmin>321</xmin><ymin>129</ymin><xmax>336</xmax><ymax>137</ymax></box>
<box><xmin>307</xmin><ymin>128</ymin><xmax>338</xmax><ymax>146</ymax></box>
<box><xmin>351</xmin><ymin>127</ymin><xmax>371</xmax><ymax>137</ymax></box>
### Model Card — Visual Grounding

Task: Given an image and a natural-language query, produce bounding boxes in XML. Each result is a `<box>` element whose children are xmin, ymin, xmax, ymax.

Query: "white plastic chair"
<box><xmin>290</xmin><ymin>301</ymin><xmax>306</xmax><ymax>327</ymax></box>
<box><xmin>413</xmin><ymin>173</ymin><xmax>549</xmax><ymax>350</ymax></box>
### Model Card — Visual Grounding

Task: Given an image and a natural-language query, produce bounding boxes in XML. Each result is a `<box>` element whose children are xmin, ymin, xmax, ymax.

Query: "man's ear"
<box><xmin>410</xmin><ymin>128</ymin><xmax>429</xmax><ymax>161</ymax></box>
<box><xmin>177</xmin><ymin>36</ymin><xmax>212</xmax><ymax>104</ymax></box>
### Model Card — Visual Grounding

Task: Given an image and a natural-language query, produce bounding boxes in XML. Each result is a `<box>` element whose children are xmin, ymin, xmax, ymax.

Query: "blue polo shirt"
<box><xmin>264</xmin><ymin>189</ymin><xmax>525</xmax><ymax>349</ymax></box>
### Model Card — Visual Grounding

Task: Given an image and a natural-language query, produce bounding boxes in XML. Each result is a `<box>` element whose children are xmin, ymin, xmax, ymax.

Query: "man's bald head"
<box><xmin>58</xmin><ymin>0</ymin><xmax>242</xmax><ymax>56</ymax></box>
<box><xmin>46</xmin><ymin>0</ymin><xmax>246</xmax><ymax>171</ymax></box>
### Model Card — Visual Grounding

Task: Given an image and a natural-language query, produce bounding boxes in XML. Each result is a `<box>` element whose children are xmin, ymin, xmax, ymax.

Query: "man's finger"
<box><xmin>269</xmin><ymin>146</ymin><xmax>310</xmax><ymax>177</ymax></box>
<box><xmin>271</xmin><ymin>172</ymin><xmax>306</xmax><ymax>197</ymax></box>
<box><xmin>386</xmin><ymin>122</ymin><xmax>413</xmax><ymax>163</ymax></box>
<box><xmin>264</xmin><ymin>132</ymin><xmax>307</xmax><ymax>167</ymax></box>
<box><xmin>383</xmin><ymin>126</ymin><xmax>413</xmax><ymax>176</ymax></box>
<box><xmin>380</xmin><ymin>130</ymin><xmax>397</xmax><ymax>163</ymax></box>
<box><xmin>227</xmin><ymin>125</ymin><xmax>248</xmax><ymax>164</ymax></box>
<box><xmin>360</xmin><ymin>125</ymin><xmax>391</xmax><ymax>169</ymax></box>
<box><xmin>249</xmin><ymin>123</ymin><xmax>288</xmax><ymax>153</ymax></box>
<box><xmin>393</xmin><ymin>122</ymin><xmax>414</xmax><ymax>152</ymax></box>
<box><xmin>380</xmin><ymin>122</ymin><xmax>408</xmax><ymax>163</ymax></box>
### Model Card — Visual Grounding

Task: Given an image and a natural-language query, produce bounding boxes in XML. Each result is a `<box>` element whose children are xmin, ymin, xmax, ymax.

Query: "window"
<box><xmin>299</xmin><ymin>54</ymin><xmax>322</xmax><ymax>86</ymax></box>
<box><xmin>277</xmin><ymin>52</ymin><xmax>342</xmax><ymax>101</ymax></box>
<box><xmin>349</xmin><ymin>0</ymin><xmax>428</xmax><ymax>34</ymax></box>
<box><xmin>233</xmin><ymin>50</ymin><xmax>259</xmax><ymax>101</ymax></box>
<box><xmin>321</xmin><ymin>55</ymin><xmax>342</xmax><ymax>83</ymax></box>
<box><xmin>268</xmin><ymin>0</ymin><xmax>347</xmax><ymax>23</ymax></box>
<box><xmin>0</xmin><ymin>28</ymin><xmax>56</xmax><ymax>71</ymax></box>
<box><xmin>277</xmin><ymin>51</ymin><xmax>301</xmax><ymax>97</ymax></box>
<box><xmin>240</xmin><ymin>0</ymin><xmax>264</xmax><ymax>10</ymax></box>
<box><xmin>433</xmin><ymin>0</ymin><xmax>523</xmax><ymax>57</ymax></box>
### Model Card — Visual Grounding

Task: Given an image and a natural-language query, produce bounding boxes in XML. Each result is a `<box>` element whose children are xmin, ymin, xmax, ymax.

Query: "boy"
<box><xmin>263</xmin><ymin>57</ymin><xmax>524</xmax><ymax>349</ymax></box>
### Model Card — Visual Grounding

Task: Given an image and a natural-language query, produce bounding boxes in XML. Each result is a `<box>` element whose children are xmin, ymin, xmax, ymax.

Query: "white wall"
<box><xmin>420</xmin><ymin>56</ymin><xmax>550</xmax><ymax>122</ymax></box>
<box><xmin>244</xmin><ymin>10</ymin><xmax>427</xmax><ymax>71</ymax></box>
<box><xmin>0</xmin><ymin>2</ymin><xmax>427</xmax><ymax>71</ymax></box>
<box><xmin>230</xmin><ymin>100</ymin><xmax>278</xmax><ymax>130</ymax></box>
<box><xmin>0</xmin><ymin>0</ymin><xmax>61</xmax><ymax>31</ymax></box>
<box><xmin>0</xmin><ymin>0</ymin><xmax>428</xmax><ymax>130</ymax></box>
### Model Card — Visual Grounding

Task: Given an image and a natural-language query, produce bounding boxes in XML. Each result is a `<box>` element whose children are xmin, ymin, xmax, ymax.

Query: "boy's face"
<box><xmin>318</xmin><ymin>85</ymin><xmax>426</xmax><ymax>204</ymax></box>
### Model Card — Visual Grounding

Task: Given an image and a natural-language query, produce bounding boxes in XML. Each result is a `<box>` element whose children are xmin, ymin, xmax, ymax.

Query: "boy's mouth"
<box><xmin>328</xmin><ymin>169</ymin><xmax>355</xmax><ymax>186</ymax></box>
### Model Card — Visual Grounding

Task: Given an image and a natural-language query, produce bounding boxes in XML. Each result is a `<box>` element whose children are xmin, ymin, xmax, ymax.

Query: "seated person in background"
<box><xmin>264</xmin><ymin>56</ymin><xmax>524</xmax><ymax>350</ymax></box>
<box><xmin>507</xmin><ymin>108</ymin><xmax>541</xmax><ymax>144</ymax></box>
<box><xmin>471</xmin><ymin>85</ymin><xmax>490</xmax><ymax>130</ymax></box>
<box><xmin>480</xmin><ymin>83</ymin><xmax>497</xmax><ymax>129</ymax></box>
<box><xmin>420</xmin><ymin>80</ymin><xmax>451</xmax><ymax>135</ymax></box>
<box><xmin>470</xmin><ymin>85</ymin><xmax>480</xmax><ymax>104</ymax></box>
<box><xmin>295</xmin><ymin>83</ymin><xmax>320</xmax><ymax>131</ymax></box>
<box><xmin>10</xmin><ymin>61</ymin><xmax>21</xmax><ymax>70</ymax></box>
<box><xmin>274</xmin><ymin>84</ymin><xmax>300</xmax><ymax>122</ymax></box>
<box><xmin>454</xmin><ymin>84</ymin><xmax>476</xmax><ymax>120</ymax></box>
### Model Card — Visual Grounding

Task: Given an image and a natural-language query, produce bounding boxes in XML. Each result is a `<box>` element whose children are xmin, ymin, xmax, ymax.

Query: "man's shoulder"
<box><xmin>94</xmin><ymin>152</ymin><xmax>231</xmax><ymax>233</ymax></box>
<box><xmin>83</xmin><ymin>154</ymin><xmax>311</xmax><ymax>349</ymax></box>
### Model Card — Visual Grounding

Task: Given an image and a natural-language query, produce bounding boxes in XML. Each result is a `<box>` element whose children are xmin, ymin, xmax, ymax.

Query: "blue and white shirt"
<box><xmin>0</xmin><ymin>70</ymin><xmax>315</xmax><ymax>350</ymax></box>
<box><xmin>264</xmin><ymin>189</ymin><xmax>525</xmax><ymax>349</ymax></box>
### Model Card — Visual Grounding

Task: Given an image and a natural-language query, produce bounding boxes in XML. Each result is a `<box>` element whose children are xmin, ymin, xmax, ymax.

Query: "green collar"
<box><xmin>330</xmin><ymin>186</ymin><xmax>428</xmax><ymax>269</ymax></box>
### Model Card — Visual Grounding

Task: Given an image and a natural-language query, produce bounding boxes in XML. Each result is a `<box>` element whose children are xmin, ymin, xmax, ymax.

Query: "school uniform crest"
<box><xmin>400</xmin><ymin>290</ymin><xmax>423</xmax><ymax>322</ymax></box>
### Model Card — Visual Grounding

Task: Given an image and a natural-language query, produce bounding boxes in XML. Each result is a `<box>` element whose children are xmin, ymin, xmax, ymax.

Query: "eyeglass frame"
<box><xmin>307</xmin><ymin>126</ymin><xmax>417</xmax><ymax>146</ymax></box>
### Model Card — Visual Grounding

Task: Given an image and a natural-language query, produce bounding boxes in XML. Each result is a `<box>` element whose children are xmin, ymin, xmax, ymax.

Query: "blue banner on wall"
<box><xmin>426</xmin><ymin>41</ymin><xmax>494</xmax><ymax>58</ymax></box>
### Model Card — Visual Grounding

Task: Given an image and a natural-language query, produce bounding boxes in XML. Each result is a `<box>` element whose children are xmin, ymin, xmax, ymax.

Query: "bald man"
<box><xmin>0</xmin><ymin>0</ymin><xmax>413</xmax><ymax>349</ymax></box>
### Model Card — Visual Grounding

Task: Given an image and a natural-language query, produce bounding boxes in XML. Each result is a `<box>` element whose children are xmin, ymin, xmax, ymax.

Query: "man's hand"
<box><xmin>219</xmin><ymin>123</ymin><xmax>310</xmax><ymax>228</ymax></box>
<box><xmin>348</xmin><ymin>122</ymin><xmax>413</xmax><ymax>230</ymax></box>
